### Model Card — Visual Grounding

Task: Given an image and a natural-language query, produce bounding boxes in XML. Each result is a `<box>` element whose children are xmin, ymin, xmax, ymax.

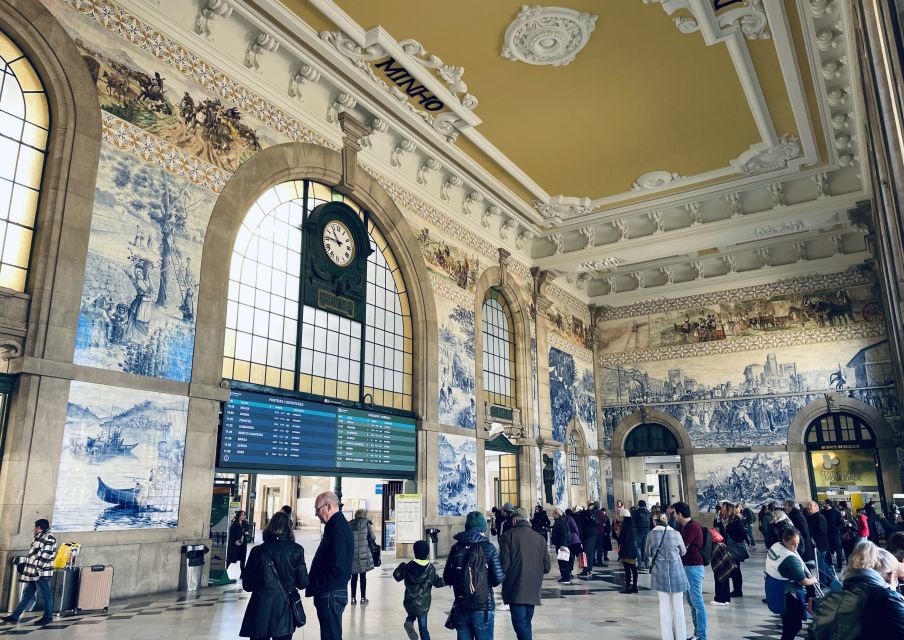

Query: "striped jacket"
<box><xmin>19</xmin><ymin>531</ymin><xmax>57</xmax><ymax>582</ymax></box>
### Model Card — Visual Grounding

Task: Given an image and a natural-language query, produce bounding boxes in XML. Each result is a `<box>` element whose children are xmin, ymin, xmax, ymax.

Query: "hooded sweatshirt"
<box><xmin>393</xmin><ymin>559</ymin><xmax>444</xmax><ymax>616</ymax></box>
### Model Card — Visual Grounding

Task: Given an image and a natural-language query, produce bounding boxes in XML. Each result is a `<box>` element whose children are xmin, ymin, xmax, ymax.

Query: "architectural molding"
<box><xmin>501</xmin><ymin>5</ymin><xmax>598</xmax><ymax>67</ymax></box>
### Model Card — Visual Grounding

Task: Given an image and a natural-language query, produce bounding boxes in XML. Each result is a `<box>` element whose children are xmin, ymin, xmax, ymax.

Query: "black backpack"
<box><xmin>450</xmin><ymin>542</ymin><xmax>490</xmax><ymax>610</ymax></box>
<box><xmin>636</xmin><ymin>509</ymin><xmax>651</xmax><ymax>530</ymax></box>
<box><xmin>699</xmin><ymin>526</ymin><xmax>713</xmax><ymax>566</ymax></box>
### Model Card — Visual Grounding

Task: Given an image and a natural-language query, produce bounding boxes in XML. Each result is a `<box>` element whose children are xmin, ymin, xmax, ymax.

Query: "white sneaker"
<box><xmin>709</xmin><ymin>600</ymin><xmax>729</xmax><ymax>606</ymax></box>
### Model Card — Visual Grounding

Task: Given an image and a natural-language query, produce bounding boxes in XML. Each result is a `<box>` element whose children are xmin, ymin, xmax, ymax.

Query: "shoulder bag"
<box><xmin>268</xmin><ymin>559</ymin><xmax>306</xmax><ymax>628</ymax></box>
<box><xmin>649</xmin><ymin>528</ymin><xmax>668</xmax><ymax>571</ymax></box>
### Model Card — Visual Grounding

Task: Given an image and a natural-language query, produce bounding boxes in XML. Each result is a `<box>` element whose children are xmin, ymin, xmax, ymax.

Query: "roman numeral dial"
<box><xmin>322</xmin><ymin>220</ymin><xmax>355</xmax><ymax>267</ymax></box>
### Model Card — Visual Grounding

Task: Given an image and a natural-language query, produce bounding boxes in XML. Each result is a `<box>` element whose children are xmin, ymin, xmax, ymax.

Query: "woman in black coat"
<box><xmin>240</xmin><ymin>512</ymin><xmax>308</xmax><ymax>640</ymax></box>
<box><xmin>725</xmin><ymin>506</ymin><xmax>750</xmax><ymax>597</ymax></box>
<box><xmin>227</xmin><ymin>510</ymin><xmax>251</xmax><ymax>576</ymax></box>
<box><xmin>615</xmin><ymin>509</ymin><xmax>638</xmax><ymax>594</ymax></box>
<box><xmin>531</xmin><ymin>505</ymin><xmax>551</xmax><ymax>540</ymax></box>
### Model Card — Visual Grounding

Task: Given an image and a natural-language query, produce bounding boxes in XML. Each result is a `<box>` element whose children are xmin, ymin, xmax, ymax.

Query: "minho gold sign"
<box><xmin>371</xmin><ymin>57</ymin><xmax>446</xmax><ymax>112</ymax></box>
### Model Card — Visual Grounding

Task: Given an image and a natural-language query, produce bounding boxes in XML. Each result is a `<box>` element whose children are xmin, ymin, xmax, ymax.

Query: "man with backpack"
<box><xmin>443</xmin><ymin>511</ymin><xmax>505</xmax><ymax>640</ymax></box>
<box><xmin>633</xmin><ymin>500</ymin><xmax>653</xmax><ymax>571</ymax></box>
<box><xmin>673</xmin><ymin>502</ymin><xmax>708</xmax><ymax>640</ymax></box>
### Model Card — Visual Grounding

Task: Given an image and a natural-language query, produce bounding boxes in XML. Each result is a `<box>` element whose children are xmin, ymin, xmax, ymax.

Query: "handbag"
<box><xmin>556</xmin><ymin>547</ymin><xmax>570</xmax><ymax>561</ymax></box>
<box><xmin>371</xmin><ymin>543</ymin><xmax>382</xmax><ymax>568</ymax></box>
<box><xmin>444</xmin><ymin>606</ymin><xmax>458</xmax><ymax>630</ymax></box>
<box><xmin>268</xmin><ymin>561</ymin><xmax>306</xmax><ymax>628</ymax></box>
<box><xmin>578</xmin><ymin>552</ymin><xmax>588</xmax><ymax>568</ymax></box>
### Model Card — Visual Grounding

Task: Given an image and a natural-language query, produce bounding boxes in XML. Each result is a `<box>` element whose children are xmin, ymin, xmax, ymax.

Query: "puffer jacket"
<box><xmin>810</xmin><ymin>568</ymin><xmax>904</xmax><ymax>638</ymax></box>
<box><xmin>349</xmin><ymin>517</ymin><xmax>375</xmax><ymax>574</ymax></box>
<box><xmin>442</xmin><ymin>530</ymin><xmax>505</xmax><ymax>610</ymax></box>
<box><xmin>393</xmin><ymin>560</ymin><xmax>444</xmax><ymax>616</ymax></box>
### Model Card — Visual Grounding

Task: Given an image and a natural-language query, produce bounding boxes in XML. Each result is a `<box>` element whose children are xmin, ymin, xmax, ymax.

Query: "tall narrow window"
<box><xmin>481</xmin><ymin>289</ymin><xmax>516</xmax><ymax>408</ymax></box>
<box><xmin>0</xmin><ymin>31</ymin><xmax>48</xmax><ymax>292</ymax></box>
<box><xmin>569</xmin><ymin>431</ymin><xmax>580</xmax><ymax>486</ymax></box>
<box><xmin>224</xmin><ymin>180</ymin><xmax>413</xmax><ymax>411</ymax></box>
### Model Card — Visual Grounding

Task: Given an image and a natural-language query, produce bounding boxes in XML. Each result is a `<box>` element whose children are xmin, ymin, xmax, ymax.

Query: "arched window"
<box><xmin>624</xmin><ymin>423</ymin><xmax>680</xmax><ymax>457</ymax></box>
<box><xmin>805</xmin><ymin>413</ymin><xmax>875</xmax><ymax>448</ymax></box>
<box><xmin>223</xmin><ymin>180</ymin><xmax>413</xmax><ymax>412</ymax></box>
<box><xmin>0</xmin><ymin>31</ymin><xmax>48</xmax><ymax>292</ymax></box>
<box><xmin>481</xmin><ymin>289</ymin><xmax>516</xmax><ymax>408</ymax></box>
<box><xmin>568</xmin><ymin>430</ymin><xmax>580</xmax><ymax>486</ymax></box>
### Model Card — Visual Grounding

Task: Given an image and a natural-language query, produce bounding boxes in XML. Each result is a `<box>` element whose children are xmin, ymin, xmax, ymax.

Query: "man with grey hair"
<box><xmin>500</xmin><ymin>506</ymin><xmax>551</xmax><ymax>639</ymax></box>
<box><xmin>805</xmin><ymin>499</ymin><xmax>835</xmax><ymax>587</ymax></box>
<box><xmin>306</xmin><ymin>491</ymin><xmax>353</xmax><ymax>639</ymax></box>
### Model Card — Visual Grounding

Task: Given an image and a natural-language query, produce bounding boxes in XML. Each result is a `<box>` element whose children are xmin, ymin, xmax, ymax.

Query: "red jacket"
<box><xmin>857</xmin><ymin>514</ymin><xmax>869</xmax><ymax>537</ymax></box>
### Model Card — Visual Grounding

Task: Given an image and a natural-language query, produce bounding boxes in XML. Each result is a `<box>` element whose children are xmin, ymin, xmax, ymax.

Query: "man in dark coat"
<box><xmin>307</xmin><ymin>491</ymin><xmax>353</xmax><ymax>640</ymax></box>
<box><xmin>806</xmin><ymin>500</ymin><xmax>835</xmax><ymax>585</ymax></box>
<box><xmin>500</xmin><ymin>507</ymin><xmax>551</xmax><ymax>640</ymax></box>
<box><xmin>822</xmin><ymin>499</ymin><xmax>844</xmax><ymax>570</ymax></box>
<box><xmin>578</xmin><ymin>502</ymin><xmax>599</xmax><ymax>577</ymax></box>
<box><xmin>784</xmin><ymin>500</ymin><xmax>813</xmax><ymax>563</ymax></box>
<box><xmin>498</xmin><ymin>502</ymin><xmax>515</xmax><ymax>537</ymax></box>
<box><xmin>595</xmin><ymin>507</ymin><xmax>612</xmax><ymax>566</ymax></box>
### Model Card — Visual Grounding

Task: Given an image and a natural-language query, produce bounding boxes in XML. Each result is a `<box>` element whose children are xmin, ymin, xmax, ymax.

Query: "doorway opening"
<box><xmin>624</xmin><ymin>423</ymin><xmax>684</xmax><ymax>509</ymax></box>
<box><xmin>484</xmin><ymin>435</ymin><xmax>519</xmax><ymax>510</ymax></box>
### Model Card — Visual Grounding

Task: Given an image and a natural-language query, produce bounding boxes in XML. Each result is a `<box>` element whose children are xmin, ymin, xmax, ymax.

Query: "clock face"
<box><xmin>322</xmin><ymin>220</ymin><xmax>355</xmax><ymax>267</ymax></box>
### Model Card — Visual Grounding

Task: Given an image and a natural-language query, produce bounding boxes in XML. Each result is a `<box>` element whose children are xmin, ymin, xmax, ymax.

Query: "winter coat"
<box><xmin>393</xmin><ymin>560</ymin><xmax>443</xmax><ymax>616</ymax></box>
<box><xmin>550</xmin><ymin>515</ymin><xmax>570</xmax><ymax>549</ymax></box>
<box><xmin>349</xmin><ymin>516</ymin><xmax>376</xmax><ymax>575</ymax></box>
<box><xmin>597</xmin><ymin>513</ymin><xmax>613</xmax><ymax>551</ymax></box>
<box><xmin>240</xmin><ymin>535</ymin><xmax>308</xmax><ymax>638</ymax></box>
<box><xmin>823</xmin><ymin>507</ymin><xmax>843</xmax><ymax>543</ymax></box>
<box><xmin>306</xmin><ymin>511</ymin><xmax>353</xmax><ymax>597</ymax></box>
<box><xmin>499</xmin><ymin>520</ymin><xmax>551</xmax><ymax>606</ymax></box>
<box><xmin>811</xmin><ymin>568</ymin><xmax>904</xmax><ymax>638</ymax></box>
<box><xmin>856</xmin><ymin>514</ymin><xmax>869</xmax><ymax>537</ymax></box>
<box><xmin>616</xmin><ymin>517</ymin><xmax>637</xmax><ymax>561</ymax></box>
<box><xmin>443</xmin><ymin>530</ymin><xmax>505</xmax><ymax>611</ymax></box>
<box><xmin>786</xmin><ymin>508</ymin><xmax>814</xmax><ymax>562</ymax></box>
<box><xmin>565</xmin><ymin>515</ymin><xmax>582</xmax><ymax>546</ymax></box>
<box><xmin>530</xmin><ymin>510</ymin><xmax>550</xmax><ymax>536</ymax></box>
<box><xmin>227</xmin><ymin>521</ymin><xmax>250</xmax><ymax>565</ymax></box>
<box><xmin>710</xmin><ymin>541</ymin><xmax>736</xmax><ymax>583</ymax></box>
<box><xmin>646</xmin><ymin>525</ymin><xmax>687</xmax><ymax>593</ymax></box>
<box><xmin>19</xmin><ymin>531</ymin><xmax>56</xmax><ymax>582</ymax></box>
<box><xmin>806</xmin><ymin>511</ymin><xmax>829</xmax><ymax>551</ymax></box>
<box><xmin>579</xmin><ymin>509</ymin><xmax>599</xmax><ymax>540</ymax></box>
<box><xmin>725</xmin><ymin>519</ymin><xmax>749</xmax><ymax>563</ymax></box>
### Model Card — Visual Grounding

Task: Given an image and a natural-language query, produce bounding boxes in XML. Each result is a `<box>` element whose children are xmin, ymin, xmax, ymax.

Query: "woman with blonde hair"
<box><xmin>646</xmin><ymin>513</ymin><xmax>687</xmax><ymax>639</ymax></box>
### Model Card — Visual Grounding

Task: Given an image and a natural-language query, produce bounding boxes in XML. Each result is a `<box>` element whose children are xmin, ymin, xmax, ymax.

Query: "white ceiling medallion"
<box><xmin>502</xmin><ymin>6</ymin><xmax>598</xmax><ymax>67</ymax></box>
<box><xmin>630</xmin><ymin>170</ymin><xmax>683</xmax><ymax>191</ymax></box>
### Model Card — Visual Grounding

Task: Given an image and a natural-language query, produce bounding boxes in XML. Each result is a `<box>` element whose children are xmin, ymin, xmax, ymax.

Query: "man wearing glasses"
<box><xmin>307</xmin><ymin>491</ymin><xmax>353</xmax><ymax>639</ymax></box>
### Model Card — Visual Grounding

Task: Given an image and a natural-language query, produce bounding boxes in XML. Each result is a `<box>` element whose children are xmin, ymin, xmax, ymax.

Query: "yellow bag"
<box><xmin>53</xmin><ymin>542</ymin><xmax>80</xmax><ymax>569</ymax></box>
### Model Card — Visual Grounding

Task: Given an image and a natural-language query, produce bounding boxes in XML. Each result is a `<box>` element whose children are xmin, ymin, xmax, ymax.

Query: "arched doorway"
<box><xmin>805</xmin><ymin>412</ymin><xmax>884</xmax><ymax>510</ymax></box>
<box><xmin>623</xmin><ymin>423</ymin><xmax>685</xmax><ymax>508</ymax></box>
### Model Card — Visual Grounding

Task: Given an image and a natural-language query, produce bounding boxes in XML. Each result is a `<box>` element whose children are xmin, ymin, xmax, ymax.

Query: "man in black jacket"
<box><xmin>822</xmin><ymin>499</ymin><xmax>844</xmax><ymax>570</ymax></box>
<box><xmin>500</xmin><ymin>507</ymin><xmax>551</xmax><ymax>640</ymax></box>
<box><xmin>806</xmin><ymin>500</ymin><xmax>835</xmax><ymax>585</ymax></box>
<box><xmin>578</xmin><ymin>503</ymin><xmax>599</xmax><ymax>577</ymax></box>
<box><xmin>784</xmin><ymin>500</ymin><xmax>813</xmax><ymax>563</ymax></box>
<box><xmin>307</xmin><ymin>491</ymin><xmax>353</xmax><ymax>640</ymax></box>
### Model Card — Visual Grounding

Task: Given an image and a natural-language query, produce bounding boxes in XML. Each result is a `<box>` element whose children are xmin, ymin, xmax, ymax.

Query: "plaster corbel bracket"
<box><xmin>288</xmin><ymin>61</ymin><xmax>321</xmax><ymax>101</ymax></box>
<box><xmin>390</xmin><ymin>138</ymin><xmax>416</xmax><ymax>168</ymax></box>
<box><xmin>327</xmin><ymin>92</ymin><xmax>357</xmax><ymax>125</ymax></box>
<box><xmin>195</xmin><ymin>0</ymin><xmax>233</xmax><ymax>39</ymax></box>
<box><xmin>416</xmin><ymin>157</ymin><xmax>442</xmax><ymax>185</ymax></box>
<box><xmin>245</xmin><ymin>31</ymin><xmax>280</xmax><ymax>72</ymax></box>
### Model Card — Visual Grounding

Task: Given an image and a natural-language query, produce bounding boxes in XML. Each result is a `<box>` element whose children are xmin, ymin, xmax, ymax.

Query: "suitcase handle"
<box><xmin>90</xmin><ymin>565</ymin><xmax>105</xmax><ymax>572</ymax></box>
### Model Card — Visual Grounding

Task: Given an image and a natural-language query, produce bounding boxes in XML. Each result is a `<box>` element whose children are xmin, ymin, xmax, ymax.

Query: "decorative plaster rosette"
<box><xmin>630</xmin><ymin>170</ymin><xmax>682</xmax><ymax>191</ymax></box>
<box><xmin>502</xmin><ymin>6</ymin><xmax>598</xmax><ymax>67</ymax></box>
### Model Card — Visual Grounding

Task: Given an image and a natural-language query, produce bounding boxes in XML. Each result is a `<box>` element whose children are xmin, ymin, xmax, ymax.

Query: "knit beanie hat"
<box><xmin>413</xmin><ymin>540</ymin><xmax>430</xmax><ymax>560</ymax></box>
<box><xmin>465</xmin><ymin>511</ymin><xmax>488</xmax><ymax>532</ymax></box>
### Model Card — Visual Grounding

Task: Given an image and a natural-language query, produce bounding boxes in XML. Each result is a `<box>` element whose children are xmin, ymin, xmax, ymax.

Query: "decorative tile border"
<box><xmin>63</xmin><ymin>0</ymin><xmax>336</xmax><ymax>151</ymax></box>
<box><xmin>430</xmin><ymin>272</ymin><xmax>475</xmax><ymax>308</ymax></box>
<box><xmin>549</xmin><ymin>332</ymin><xmax>593</xmax><ymax>363</ymax></box>
<box><xmin>599</xmin><ymin>268</ymin><xmax>874</xmax><ymax>321</ymax></box>
<box><xmin>101</xmin><ymin>112</ymin><xmax>228</xmax><ymax>192</ymax></box>
<box><xmin>598</xmin><ymin>321</ymin><xmax>887</xmax><ymax>367</ymax></box>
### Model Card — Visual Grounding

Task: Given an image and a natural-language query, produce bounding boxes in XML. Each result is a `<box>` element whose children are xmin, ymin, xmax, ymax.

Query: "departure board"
<box><xmin>218</xmin><ymin>390</ymin><xmax>417</xmax><ymax>477</ymax></box>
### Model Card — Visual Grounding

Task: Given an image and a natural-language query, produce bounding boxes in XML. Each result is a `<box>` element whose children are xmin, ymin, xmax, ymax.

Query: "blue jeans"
<box><xmin>815</xmin><ymin>550</ymin><xmax>838</xmax><ymax>586</ymax></box>
<box><xmin>314</xmin><ymin>590</ymin><xmax>348</xmax><ymax>640</ymax></box>
<box><xmin>455</xmin><ymin>608</ymin><xmax>494</xmax><ymax>640</ymax></box>
<box><xmin>11</xmin><ymin>578</ymin><xmax>53</xmax><ymax>620</ymax></box>
<box><xmin>509</xmin><ymin>604</ymin><xmax>534</xmax><ymax>640</ymax></box>
<box><xmin>406</xmin><ymin>613</ymin><xmax>430</xmax><ymax>640</ymax></box>
<box><xmin>636</xmin><ymin>530</ymin><xmax>649</xmax><ymax>567</ymax></box>
<box><xmin>684</xmin><ymin>565</ymin><xmax>707</xmax><ymax>640</ymax></box>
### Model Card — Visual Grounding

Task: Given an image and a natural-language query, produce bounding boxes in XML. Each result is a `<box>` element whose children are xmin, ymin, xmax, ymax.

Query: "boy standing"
<box><xmin>393</xmin><ymin>540</ymin><xmax>444</xmax><ymax>640</ymax></box>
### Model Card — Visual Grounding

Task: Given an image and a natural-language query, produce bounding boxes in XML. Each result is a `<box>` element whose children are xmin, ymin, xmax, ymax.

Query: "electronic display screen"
<box><xmin>217</xmin><ymin>389</ymin><xmax>417</xmax><ymax>478</ymax></box>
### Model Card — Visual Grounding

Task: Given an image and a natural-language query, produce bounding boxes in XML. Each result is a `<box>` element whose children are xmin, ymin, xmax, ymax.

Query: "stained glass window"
<box><xmin>569</xmin><ymin>431</ymin><xmax>580</xmax><ymax>486</ymax></box>
<box><xmin>0</xmin><ymin>31</ymin><xmax>48</xmax><ymax>292</ymax></box>
<box><xmin>224</xmin><ymin>180</ymin><xmax>412</xmax><ymax>411</ymax></box>
<box><xmin>482</xmin><ymin>290</ymin><xmax>516</xmax><ymax>408</ymax></box>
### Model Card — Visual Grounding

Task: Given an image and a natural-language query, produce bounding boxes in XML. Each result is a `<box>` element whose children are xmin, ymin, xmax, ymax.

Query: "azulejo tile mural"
<box><xmin>587</xmin><ymin>457</ymin><xmax>601</xmax><ymax>505</ymax></box>
<box><xmin>599</xmin><ymin>338</ymin><xmax>899</xmax><ymax>448</ymax></box>
<box><xmin>437</xmin><ymin>295</ymin><xmax>477</xmax><ymax>429</ymax></box>
<box><xmin>553</xmin><ymin>450</ymin><xmax>567</xmax><ymax>507</ymax></box>
<box><xmin>438</xmin><ymin>433</ymin><xmax>477</xmax><ymax>517</ymax></box>
<box><xmin>73</xmin><ymin>144</ymin><xmax>217</xmax><ymax>381</ymax></box>
<box><xmin>694</xmin><ymin>452</ymin><xmax>794</xmax><ymax>513</ymax></box>
<box><xmin>52</xmin><ymin>381</ymin><xmax>188</xmax><ymax>532</ymax></box>
<box><xmin>549</xmin><ymin>347</ymin><xmax>597</xmax><ymax>443</ymax></box>
<box><xmin>418</xmin><ymin>227</ymin><xmax>481</xmax><ymax>291</ymax></box>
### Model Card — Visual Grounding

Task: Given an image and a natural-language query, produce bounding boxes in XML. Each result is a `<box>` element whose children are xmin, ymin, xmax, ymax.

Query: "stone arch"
<box><xmin>192</xmin><ymin>142</ymin><xmax>438</xmax><ymax>422</ymax></box>
<box><xmin>609</xmin><ymin>409</ymin><xmax>695</xmax><ymax>511</ymax></box>
<box><xmin>0</xmin><ymin>0</ymin><xmax>101</xmax><ymax>361</ymax></box>
<box><xmin>473</xmin><ymin>266</ymin><xmax>532</xmax><ymax>434</ymax></box>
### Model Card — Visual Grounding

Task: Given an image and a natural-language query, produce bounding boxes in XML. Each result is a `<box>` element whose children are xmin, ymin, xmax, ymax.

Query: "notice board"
<box><xmin>395</xmin><ymin>493</ymin><xmax>422</xmax><ymax>544</ymax></box>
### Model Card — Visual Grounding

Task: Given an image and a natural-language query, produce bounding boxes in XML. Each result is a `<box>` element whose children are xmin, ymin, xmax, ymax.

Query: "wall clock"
<box><xmin>322</xmin><ymin>220</ymin><xmax>355</xmax><ymax>267</ymax></box>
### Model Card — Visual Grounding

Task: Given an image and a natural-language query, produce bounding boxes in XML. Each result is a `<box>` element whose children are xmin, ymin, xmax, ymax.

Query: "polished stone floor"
<box><xmin>0</xmin><ymin>544</ymin><xmax>807</xmax><ymax>639</ymax></box>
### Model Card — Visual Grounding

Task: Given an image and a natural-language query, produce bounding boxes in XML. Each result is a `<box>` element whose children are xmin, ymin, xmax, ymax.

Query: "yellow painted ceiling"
<box><xmin>296</xmin><ymin>1</ymin><xmax>811</xmax><ymax>203</ymax></box>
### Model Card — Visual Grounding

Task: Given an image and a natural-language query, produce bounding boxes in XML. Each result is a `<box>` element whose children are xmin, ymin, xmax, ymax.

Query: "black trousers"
<box><xmin>781</xmin><ymin>592</ymin><xmax>804</xmax><ymax>640</ymax></box>
<box><xmin>622</xmin><ymin>562</ymin><xmax>637</xmax><ymax>589</ymax></box>
<box><xmin>351</xmin><ymin>572</ymin><xmax>367</xmax><ymax>598</ymax></box>
<box><xmin>730</xmin><ymin>565</ymin><xmax>743</xmax><ymax>595</ymax></box>
<box><xmin>827</xmin><ymin>537</ymin><xmax>844</xmax><ymax>570</ymax></box>
<box><xmin>714</xmin><ymin>576</ymin><xmax>731</xmax><ymax>603</ymax></box>
<box><xmin>582</xmin><ymin>536</ymin><xmax>597</xmax><ymax>573</ymax></box>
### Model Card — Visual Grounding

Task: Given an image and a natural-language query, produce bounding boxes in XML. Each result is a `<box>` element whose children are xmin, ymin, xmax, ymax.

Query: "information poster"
<box><xmin>384</xmin><ymin>521</ymin><xmax>396</xmax><ymax>552</ymax></box>
<box><xmin>395</xmin><ymin>494</ymin><xmax>422</xmax><ymax>544</ymax></box>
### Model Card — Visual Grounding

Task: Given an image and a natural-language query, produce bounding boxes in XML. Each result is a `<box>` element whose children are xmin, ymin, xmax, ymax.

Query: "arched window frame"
<box><xmin>480</xmin><ymin>288</ymin><xmax>517</xmax><ymax>409</ymax></box>
<box><xmin>222</xmin><ymin>179</ymin><xmax>414</xmax><ymax>414</ymax></box>
<box><xmin>804</xmin><ymin>412</ymin><xmax>876</xmax><ymax>449</ymax></box>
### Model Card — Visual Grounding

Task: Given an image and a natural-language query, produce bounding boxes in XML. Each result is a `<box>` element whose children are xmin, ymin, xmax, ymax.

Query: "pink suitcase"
<box><xmin>77</xmin><ymin>565</ymin><xmax>114</xmax><ymax>613</ymax></box>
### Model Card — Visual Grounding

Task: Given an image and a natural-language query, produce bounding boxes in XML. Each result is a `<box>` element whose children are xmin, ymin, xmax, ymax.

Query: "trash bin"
<box><xmin>425</xmin><ymin>528</ymin><xmax>440</xmax><ymax>562</ymax></box>
<box><xmin>179</xmin><ymin>545</ymin><xmax>209</xmax><ymax>592</ymax></box>
<box><xmin>5</xmin><ymin>555</ymin><xmax>28</xmax><ymax>614</ymax></box>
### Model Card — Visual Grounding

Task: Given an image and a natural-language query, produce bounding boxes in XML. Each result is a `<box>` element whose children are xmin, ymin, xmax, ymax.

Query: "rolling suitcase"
<box><xmin>76</xmin><ymin>565</ymin><xmax>113</xmax><ymax>613</ymax></box>
<box><xmin>33</xmin><ymin>568</ymin><xmax>78</xmax><ymax>617</ymax></box>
